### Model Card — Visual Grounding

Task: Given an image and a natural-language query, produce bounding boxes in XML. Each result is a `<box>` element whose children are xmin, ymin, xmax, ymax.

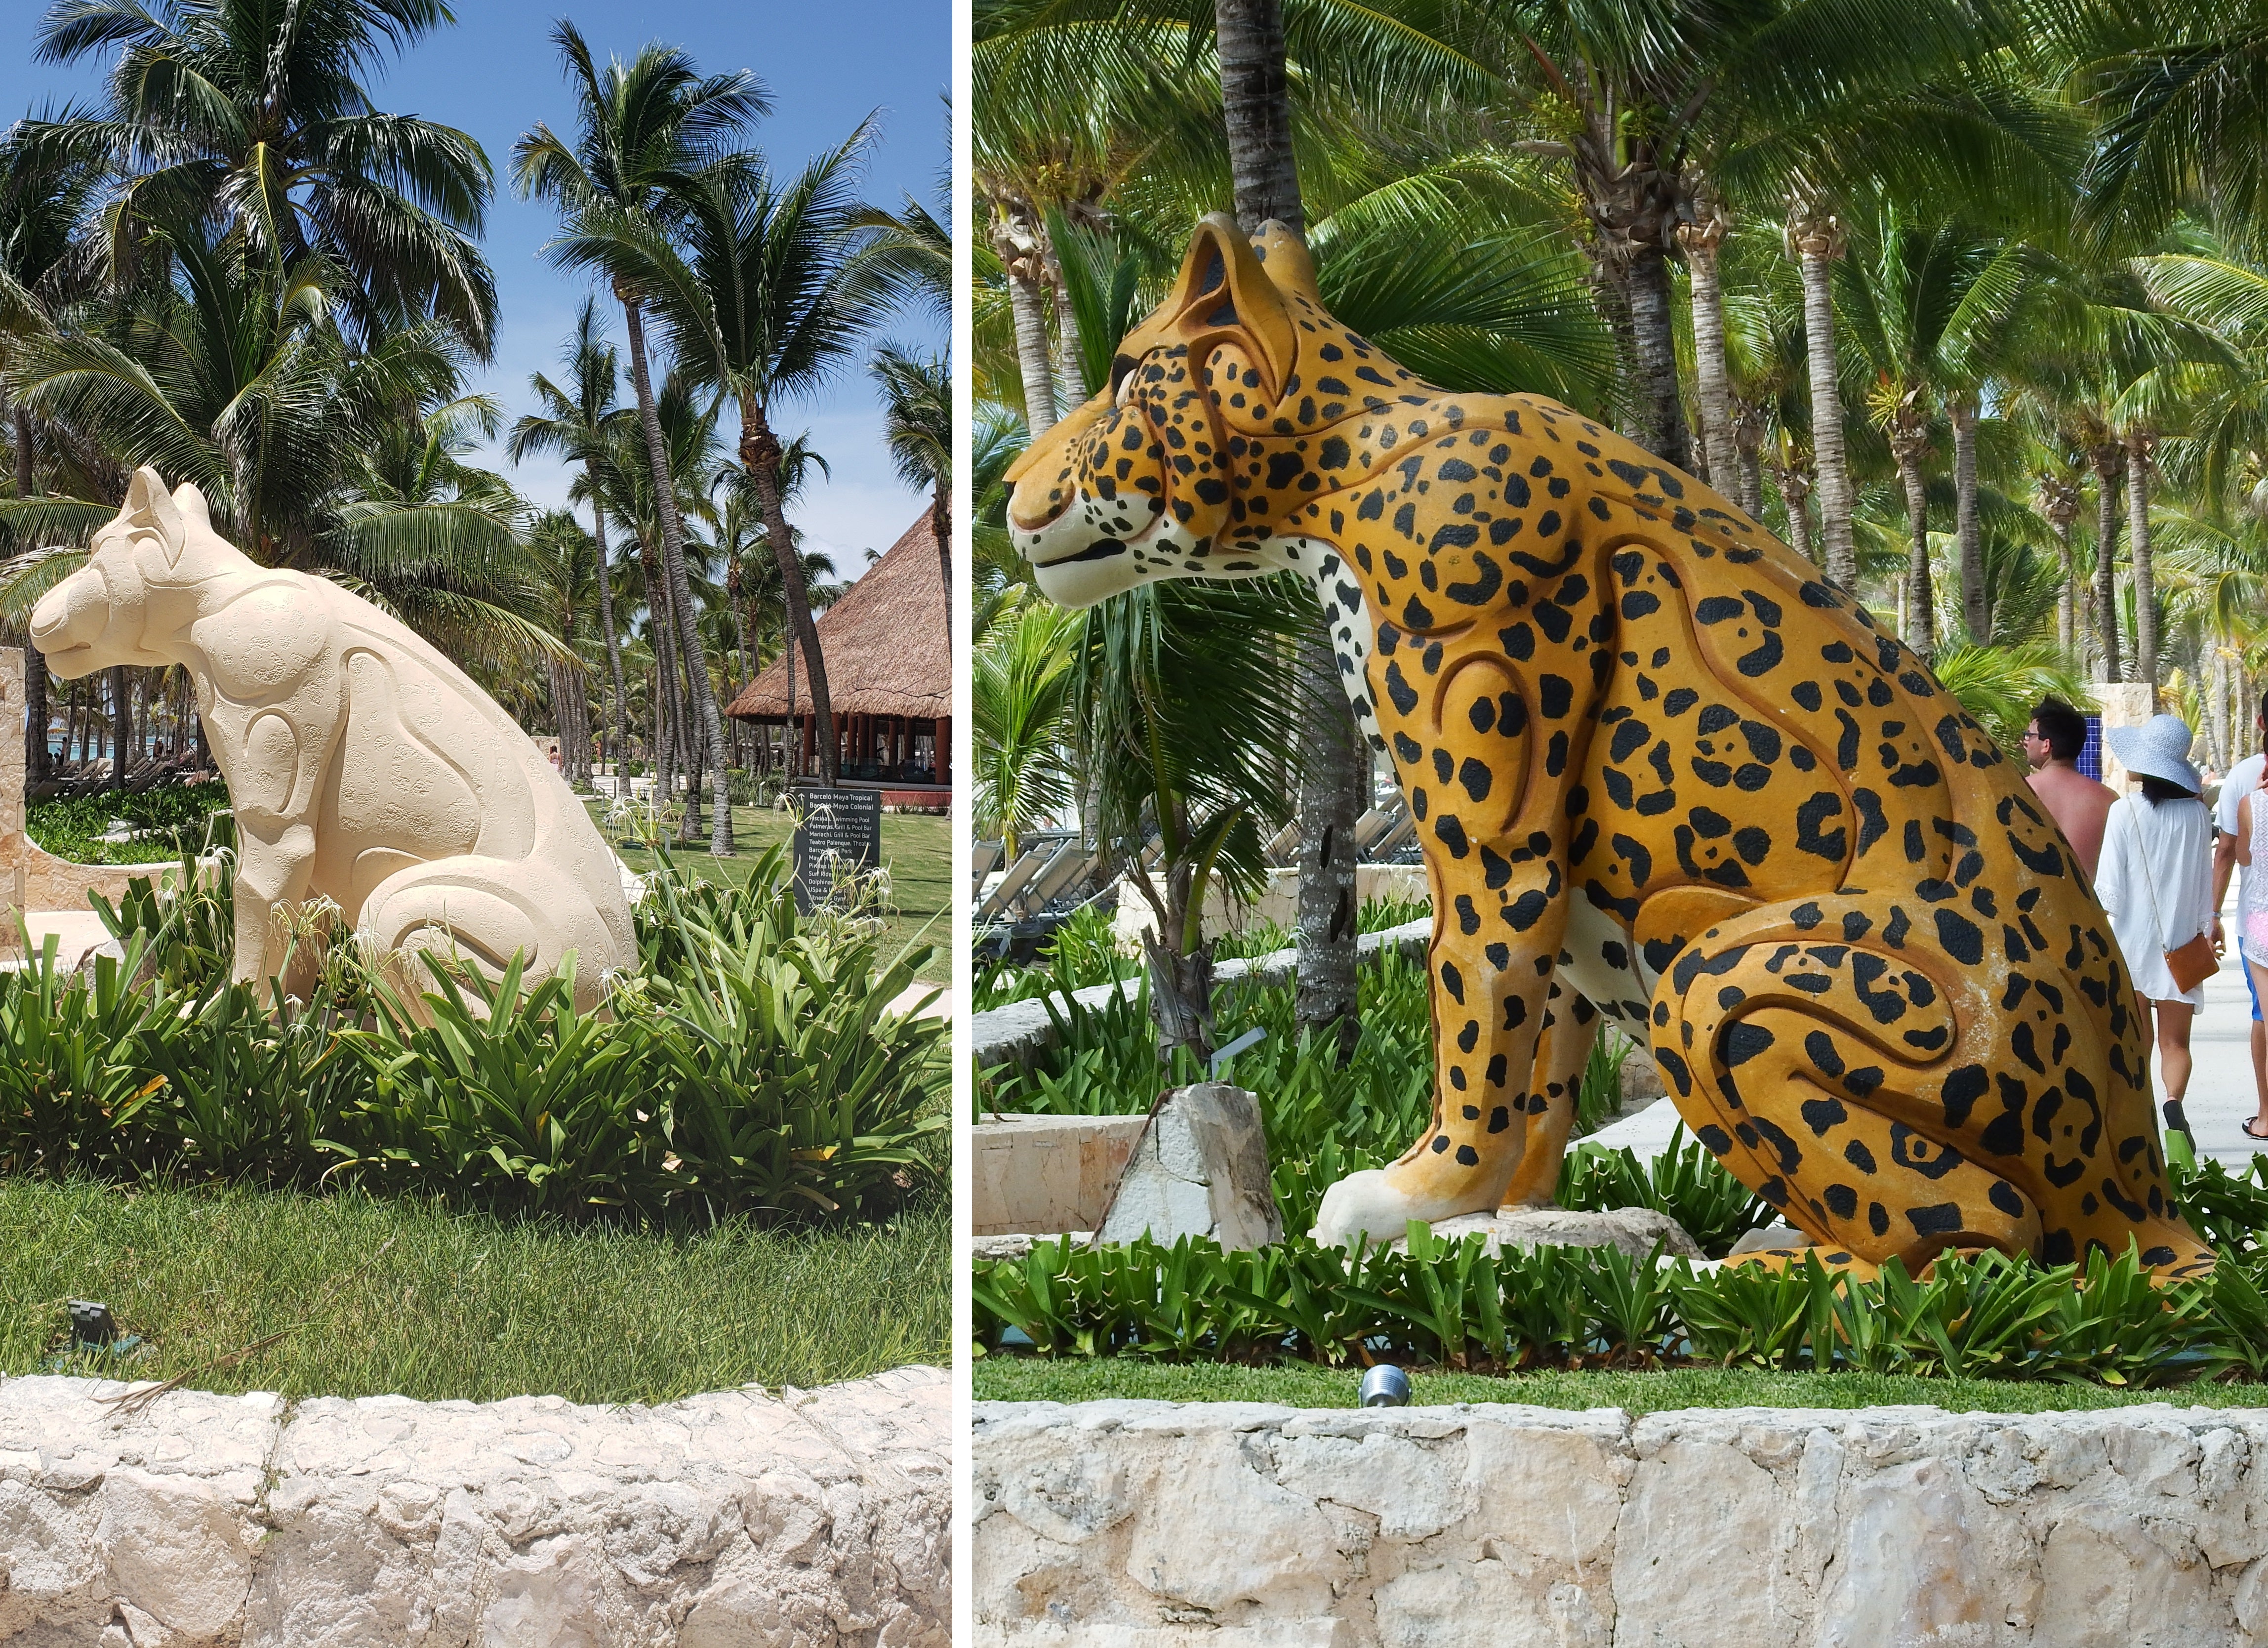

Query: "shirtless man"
<box><xmin>2024</xmin><ymin>698</ymin><xmax>2118</xmax><ymax>877</ymax></box>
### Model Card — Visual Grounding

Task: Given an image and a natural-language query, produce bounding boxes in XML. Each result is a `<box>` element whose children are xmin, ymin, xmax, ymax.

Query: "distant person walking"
<box><xmin>2231</xmin><ymin>753</ymin><xmax>2268</xmax><ymax>1141</ymax></box>
<box><xmin>2023</xmin><ymin>697</ymin><xmax>2117</xmax><ymax>877</ymax></box>
<box><xmin>2096</xmin><ymin>715</ymin><xmax>2216</xmax><ymax>1156</ymax></box>
<box><xmin>2213</xmin><ymin>694</ymin><xmax>2268</xmax><ymax>1135</ymax></box>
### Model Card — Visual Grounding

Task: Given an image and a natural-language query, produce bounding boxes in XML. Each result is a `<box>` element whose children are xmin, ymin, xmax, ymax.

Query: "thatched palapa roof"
<box><xmin>726</xmin><ymin>512</ymin><xmax>948</xmax><ymax>722</ymax></box>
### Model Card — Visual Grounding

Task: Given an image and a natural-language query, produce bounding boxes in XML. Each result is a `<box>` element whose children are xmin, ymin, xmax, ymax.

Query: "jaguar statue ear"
<box><xmin>1250</xmin><ymin>220</ymin><xmax>1320</xmax><ymax>301</ymax></box>
<box><xmin>121</xmin><ymin>466</ymin><xmax>184</xmax><ymax>550</ymax></box>
<box><xmin>1165</xmin><ymin>213</ymin><xmax>1299</xmax><ymax>404</ymax></box>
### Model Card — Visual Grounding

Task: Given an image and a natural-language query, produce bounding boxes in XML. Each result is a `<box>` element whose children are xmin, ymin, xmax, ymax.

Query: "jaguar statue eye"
<box><xmin>1110</xmin><ymin>354</ymin><xmax>1139</xmax><ymax>406</ymax></box>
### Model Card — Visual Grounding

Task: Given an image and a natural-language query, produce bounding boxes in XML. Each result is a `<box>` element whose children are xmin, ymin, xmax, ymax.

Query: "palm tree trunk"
<box><xmin>1001</xmin><ymin>248</ymin><xmax>1058</xmax><ymax>437</ymax></box>
<box><xmin>1622</xmin><ymin>250</ymin><xmax>1693</xmax><ymax>473</ymax></box>
<box><xmin>1788</xmin><ymin>204</ymin><xmax>1856</xmax><ymax>588</ymax></box>
<box><xmin>1951</xmin><ymin>394</ymin><xmax>1985</xmax><ymax>644</ymax></box>
<box><xmin>1215</xmin><ymin>0</ymin><xmax>1360</xmax><ymax>1064</ymax></box>
<box><xmin>737</xmin><ymin>397</ymin><xmax>839</xmax><ymax>785</ymax></box>
<box><xmin>643</xmin><ymin>535</ymin><xmax>682</xmax><ymax>806</ymax></box>
<box><xmin>1773</xmin><ymin>464</ymin><xmax>1816</xmax><ymax>564</ymax></box>
<box><xmin>1050</xmin><ymin>259</ymin><xmax>1085</xmax><ymax>401</ymax></box>
<box><xmin>2053</xmin><ymin>516</ymin><xmax>2076</xmax><ymax>659</ymax></box>
<box><xmin>784</xmin><ymin>609</ymin><xmax>800</xmax><ymax>777</ymax></box>
<box><xmin>24</xmin><ymin>655</ymin><xmax>45</xmax><ymax>787</ymax></box>
<box><xmin>108</xmin><ymin>665</ymin><xmax>127</xmax><ymax>791</ymax></box>
<box><xmin>1681</xmin><ymin>222</ymin><xmax>1735</xmax><ymax>490</ymax></box>
<box><xmin>1731</xmin><ymin>402</ymin><xmax>1766</xmax><ymax>520</ymax></box>
<box><xmin>2093</xmin><ymin>447</ymin><xmax>2122</xmax><ymax>684</ymax></box>
<box><xmin>616</xmin><ymin>290</ymin><xmax>733</xmax><ymax>855</ymax></box>
<box><xmin>2129</xmin><ymin>431</ymin><xmax>2157</xmax><ymax>691</ymax></box>
<box><xmin>12</xmin><ymin>408</ymin><xmax>31</xmax><ymax>500</ymax></box>
<box><xmin>677</xmin><ymin>633</ymin><xmax>704</xmax><ymax>842</ymax></box>
<box><xmin>589</xmin><ymin>492</ymin><xmax>630</xmax><ymax>774</ymax></box>
<box><xmin>1215</xmin><ymin>0</ymin><xmax>1302</xmax><ymax>234</ymax></box>
<box><xmin>2213</xmin><ymin>645</ymin><xmax>2232</xmax><ymax>770</ymax></box>
<box><xmin>1897</xmin><ymin>443</ymin><xmax>1934</xmax><ymax>656</ymax></box>
<box><xmin>933</xmin><ymin>476</ymin><xmax>952</xmax><ymax>619</ymax></box>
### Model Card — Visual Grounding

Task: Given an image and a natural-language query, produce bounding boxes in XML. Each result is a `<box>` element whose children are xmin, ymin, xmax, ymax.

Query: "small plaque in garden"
<box><xmin>790</xmin><ymin>785</ymin><xmax>881</xmax><ymax>913</ymax></box>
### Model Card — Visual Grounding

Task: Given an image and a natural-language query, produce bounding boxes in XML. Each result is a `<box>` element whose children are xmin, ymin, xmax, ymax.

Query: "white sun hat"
<box><xmin>2106</xmin><ymin>713</ymin><xmax>2202</xmax><ymax>794</ymax></box>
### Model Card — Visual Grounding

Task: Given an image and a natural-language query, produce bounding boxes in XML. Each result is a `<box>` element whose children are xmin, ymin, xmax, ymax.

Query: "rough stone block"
<box><xmin>1095</xmin><ymin>1084</ymin><xmax>1282</xmax><ymax>1250</ymax></box>
<box><xmin>1619</xmin><ymin>1045</ymin><xmax>1667</xmax><ymax>1104</ymax></box>
<box><xmin>975</xmin><ymin>1113</ymin><xmax>1149</xmax><ymax>1236</ymax></box>
<box><xmin>1403</xmin><ymin>1205</ymin><xmax>1703</xmax><ymax>1261</ymax></box>
<box><xmin>974</xmin><ymin>1399</ymin><xmax>2268</xmax><ymax>1647</ymax></box>
<box><xmin>0</xmin><ymin>1364</ymin><xmax>945</xmax><ymax>1646</ymax></box>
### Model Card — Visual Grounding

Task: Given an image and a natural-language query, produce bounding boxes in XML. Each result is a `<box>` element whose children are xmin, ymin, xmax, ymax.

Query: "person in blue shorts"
<box><xmin>2215</xmin><ymin>693</ymin><xmax>2268</xmax><ymax>1140</ymax></box>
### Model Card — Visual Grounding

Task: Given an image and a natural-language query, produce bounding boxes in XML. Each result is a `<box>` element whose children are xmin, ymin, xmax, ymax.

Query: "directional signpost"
<box><xmin>790</xmin><ymin>785</ymin><xmax>882</xmax><ymax>914</ymax></box>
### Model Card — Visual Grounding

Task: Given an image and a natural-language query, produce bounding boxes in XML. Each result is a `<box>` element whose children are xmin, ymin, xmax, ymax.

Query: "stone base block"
<box><xmin>0</xmin><ymin>1365</ymin><xmax>947</xmax><ymax>1645</ymax></box>
<box><xmin>975</xmin><ymin>1233</ymin><xmax>1094</xmax><ymax>1262</ymax></box>
<box><xmin>975</xmin><ymin>1113</ymin><xmax>1150</xmax><ymax>1237</ymax></box>
<box><xmin>976</xmin><ymin>1398</ymin><xmax>2268</xmax><ymax>1646</ymax></box>
<box><xmin>1398</xmin><ymin>1205</ymin><xmax>1704</xmax><ymax>1260</ymax></box>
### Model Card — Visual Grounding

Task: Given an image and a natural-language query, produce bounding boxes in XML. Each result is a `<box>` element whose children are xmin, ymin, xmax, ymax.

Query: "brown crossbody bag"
<box><xmin>2132</xmin><ymin>803</ymin><xmax>2218</xmax><ymax>995</ymax></box>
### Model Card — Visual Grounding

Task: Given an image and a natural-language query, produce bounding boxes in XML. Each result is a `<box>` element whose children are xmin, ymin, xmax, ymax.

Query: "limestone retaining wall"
<box><xmin>975</xmin><ymin>1397</ymin><xmax>2268</xmax><ymax>1646</ymax></box>
<box><xmin>0</xmin><ymin>1366</ymin><xmax>948</xmax><ymax>1646</ymax></box>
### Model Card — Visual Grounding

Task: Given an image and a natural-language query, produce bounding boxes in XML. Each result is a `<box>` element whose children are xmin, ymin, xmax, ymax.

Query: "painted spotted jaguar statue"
<box><xmin>1006</xmin><ymin>213</ymin><xmax>2212</xmax><ymax>1278</ymax></box>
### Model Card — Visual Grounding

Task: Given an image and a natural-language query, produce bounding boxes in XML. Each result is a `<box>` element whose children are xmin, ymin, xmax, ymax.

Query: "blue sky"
<box><xmin>0</xmin><ymin>0</ymin><xmax>948</xmax><ymax>581</ymax></box>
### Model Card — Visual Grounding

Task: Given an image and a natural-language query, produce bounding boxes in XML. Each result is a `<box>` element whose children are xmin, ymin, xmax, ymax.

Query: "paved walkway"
<box><xmin>1593</xmin><ymin>879</ymin><xmax>2268</xmax><ymax>1174</ymax></box>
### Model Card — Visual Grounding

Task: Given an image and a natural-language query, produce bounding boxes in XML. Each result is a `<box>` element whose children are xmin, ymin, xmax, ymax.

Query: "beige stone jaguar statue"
<box><xmin>31</xmin><ymin>468</ymin><xmax>634</xmax><ymax>1007</ymax></box>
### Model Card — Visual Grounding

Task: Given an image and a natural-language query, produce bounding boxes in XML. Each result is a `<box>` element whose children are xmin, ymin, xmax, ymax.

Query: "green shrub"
<box><xmin>646</xmin><ymin>850</ymin><xmax>946</xmax><ymax>1221</ymax></box>
<box><xmin>974</xmin><ymin>1228</ymin><xmax>2259</xmax><ymax>1388</ymax></box>
<box><xmin>26</xmin><ymin>779</ymin><xmax>234</xmax><ymax>864</ymax></box>
<box><xmin>0</xmin><ymin>847</ymin><xmax>941</xmax><ymax>1226</ymax></box>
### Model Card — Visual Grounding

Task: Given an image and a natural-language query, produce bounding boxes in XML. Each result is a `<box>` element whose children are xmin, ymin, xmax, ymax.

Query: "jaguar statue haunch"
<box><xmin>1006</xmin><ymin>213</ymin><xmax>2210</xmax><ymax>1278</ymax></box>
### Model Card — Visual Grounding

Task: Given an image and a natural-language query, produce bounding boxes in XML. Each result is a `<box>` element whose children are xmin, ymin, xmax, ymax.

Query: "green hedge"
<box><xmin>974</xmin><ymin>1154</ymin><xmax>2268</xmax><ymax>1388</ymax></box>
<box><xmin>1</xmin><ymin>845</ymin><xmax>943</xmax><ymax>1223</ymax></box>
<box><xmin>25</xmin><ymin>779</ymin><xmax>234</xmax><ymax>864</ymax></box>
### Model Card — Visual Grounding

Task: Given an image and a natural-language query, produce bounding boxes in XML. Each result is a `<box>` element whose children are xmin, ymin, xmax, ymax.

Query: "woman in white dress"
<box><xmin>2096</xmin><ymin>714</ymin><xmax>2216</xmax><ymax>1155</ymax></box>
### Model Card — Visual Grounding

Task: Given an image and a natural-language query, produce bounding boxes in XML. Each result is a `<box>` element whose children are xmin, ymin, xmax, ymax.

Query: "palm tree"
<box><xmin>588</xmin><ymin>127</ymin><xmax>887</xmax><ymax>794</ymax></box>
<box><xmin>527</xmin><ymin>509</ymin><xmax>598</xmax><ymax>783</ymax></box>
<box><xmin>586</xmin><ymin>371</ymin><xmax>728</xmax><ymax>835</ymax></box>
<box><xmin>712</xmin><ymin>440</ymin><xmax>833</xmax><ymax>773</ymax></box>
<box><xmin>1075</xmin><ymin>577</ymin><xmax>1307</xmax><ymax>1058</ymax></box>
<box><xmin>973</xmin><ymin>591</ymin><xmax>1082</xmax><ymax>863</ymax></box>
<box><xmin>0</xmin><ymin>118</ymin><xmax>106</xmax><ymax>785</ymax></box>
<box><xmin>30</xmin><ymin>0</ymin><xmax>497</xmax><ymax>353</ymax></box>
<box><xmin>1838</xmin><ymin>207</ymin><xmax>2030</xmax><ymax>652</ymax></box>
<box><xmin>1783</xmin><ymin>188</ymin><xmax>1859</xmax><ymax>586</ymax></box>
<box><xmin>508</xmin><ymin>298</ymin><xmax>631</xmax><ymax>768</ymax></box>
<box><xmin>870</xmin><ymin>343</ymin><xmax>950</xmax><ymax>605</ymax></box>
<box><xmin>852</xmin><ymin>189</ymin><xmax>952</xmax><ymax>323</ymax></box>
<box><xmin>513</xmin><ymin>22</ymin><xmax>768</xmax><ymax>854</ymax></box>
<box><xmin>1207</xmin><ymin>0</ymin><xmax>1364</xmax><ymax>1059</ymax></box>
<box><xmin>2</xmin><ymin>222</ymin><xmax>553</xmax><ymax>661</ymax></box>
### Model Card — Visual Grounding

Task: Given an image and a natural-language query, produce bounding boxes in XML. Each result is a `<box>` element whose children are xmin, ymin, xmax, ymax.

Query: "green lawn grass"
<box><xmin>974</xmin><ymin>1356</ymin><xmax>2268</xmax><ymax>1414</ymax></box>
<box><xmin>594</xmin><ymin>800</ymin><xmax>949</xmax><ymax>983</ymax></box>
<box><xmin>3</xmin><ymin>1177</ymin><xmax>947</xmax><ymax>1405</ymax></box>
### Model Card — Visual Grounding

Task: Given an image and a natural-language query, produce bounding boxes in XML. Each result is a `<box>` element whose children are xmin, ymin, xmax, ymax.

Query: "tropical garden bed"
<box><xmin>23</xmin><ymin>777</ymin><xmax>234</xmax><ymax>865</ymax></box>
<box><xmin>975</xmin><ymin>926</ymin><xmax>2268</xmax><ymax>1397</ymax></box>
<box><xmin>3</xmin><ymin>847</ymin><xmax>946</xmax><ymax>1401</ymax></box>
<box><xmin>602</xmin><ymin>798</ymin><xmax>950</xmax><ymax>982</ymax></box>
